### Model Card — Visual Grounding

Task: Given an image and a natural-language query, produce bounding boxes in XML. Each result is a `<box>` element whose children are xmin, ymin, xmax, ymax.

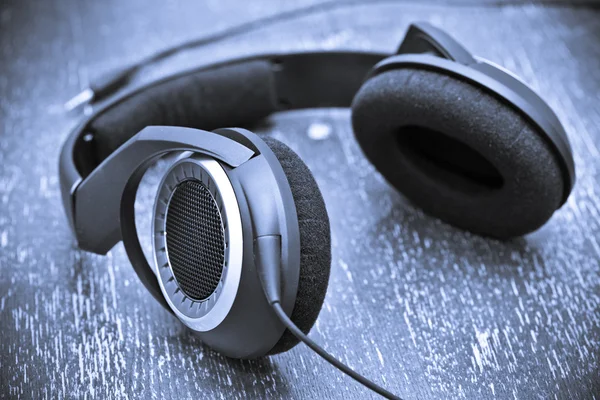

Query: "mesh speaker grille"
<box><xmin>165</xmin><ymin>179</ymin><xmax>225</xmax><ymax>301</ymax></box>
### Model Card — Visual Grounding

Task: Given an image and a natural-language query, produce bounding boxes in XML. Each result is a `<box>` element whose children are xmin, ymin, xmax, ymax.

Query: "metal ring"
<box><xmin>152</xmin><ymin>155</ymin><xmax>243</xmax><ymax>332</ymax></box>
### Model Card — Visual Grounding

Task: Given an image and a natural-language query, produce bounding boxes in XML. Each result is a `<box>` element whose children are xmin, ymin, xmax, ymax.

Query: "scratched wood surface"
<box><xmin>1</xmin><ymin>0</ymin><xmax>599</xmax><ymax>399</ymax></box>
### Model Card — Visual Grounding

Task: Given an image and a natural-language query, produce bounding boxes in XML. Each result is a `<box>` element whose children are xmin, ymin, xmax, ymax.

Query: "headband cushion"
<box><xmin>351</xmin><ymin>67</ymin><xmax>564</xmax><ymax>238</ymax></box>
<box><xmin>261</xmin><ymin>137</ymin><xmax>331</xmax><ymax>355</ymax></box>
<box><xmin>88</xmin><ymin>60</ymin><xmax>278</xmax><ymax>166</ymax></box>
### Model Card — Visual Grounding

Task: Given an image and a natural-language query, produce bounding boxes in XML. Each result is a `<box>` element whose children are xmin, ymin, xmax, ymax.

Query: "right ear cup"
<box><xmin>260</xmin><ymin>137</ymin><xmax>332</xmax><ymax>355</ymax></box>
<box><xmin>351</xmin><ymin>67</ymin><xmax>565</xmax><ymax>238</ymax></box>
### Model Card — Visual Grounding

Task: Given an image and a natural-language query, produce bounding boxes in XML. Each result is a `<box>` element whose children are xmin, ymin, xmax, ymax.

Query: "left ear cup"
<box><xmin>351</xmin><ymin>67</ymin><xmax>565</xmax><ymax>238</ymax></box>
<box><xmin>260</xmin><ymin>137</ymin><xmax>331</xmax><ymax>355</ymax></box>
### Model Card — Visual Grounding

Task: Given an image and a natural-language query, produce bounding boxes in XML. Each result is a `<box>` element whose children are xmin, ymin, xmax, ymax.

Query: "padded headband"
<box><xmin>59</xmin><ymin>51</ymin><xmax>386</xmax><ymax>232</ymax></box>
<box><xmin>62</xmin><ymin>53</ymin><xmax>385</xmax><ymax>176</ymax></box>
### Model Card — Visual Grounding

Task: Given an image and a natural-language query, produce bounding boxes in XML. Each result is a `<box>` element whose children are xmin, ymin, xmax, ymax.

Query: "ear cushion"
<box><xmin>351</xmin><ymin>67</ymin><xmax>565</xmax><ymax>238</ymax></box>
<box><xmin>260</xmin><ymin>137</ymin><xmax>331</xmax><ymax>355</ymax></box>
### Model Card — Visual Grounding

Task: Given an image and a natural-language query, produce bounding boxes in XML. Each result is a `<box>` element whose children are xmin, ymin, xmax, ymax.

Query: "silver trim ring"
<box><xmin>152</xmin><ymin>156</ymin><xmax>243</xmax><ymax>332</ymax></box>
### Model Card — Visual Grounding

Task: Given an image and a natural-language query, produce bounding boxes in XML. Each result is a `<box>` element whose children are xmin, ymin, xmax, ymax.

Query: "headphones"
<box><xmin>59</xmin><ymin>22</ymin><xmax>575</xmax><ymax>399</ymax></box>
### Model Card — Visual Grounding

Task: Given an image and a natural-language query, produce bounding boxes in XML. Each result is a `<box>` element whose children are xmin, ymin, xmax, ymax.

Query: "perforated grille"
<box><xmin>165</xmin><ymin>179</ymin><xmax>225</xmax><ymax>301</ymax></box>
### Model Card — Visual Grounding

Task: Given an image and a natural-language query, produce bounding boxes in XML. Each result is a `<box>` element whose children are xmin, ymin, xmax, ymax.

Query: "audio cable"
<box><xmin>63</xmin><ymin>0</ymin><xmax>599</xmax><ymax>112</ymax></box>
<box><xmin>270</xmin><ymin>302</ymin><xmax>402</xmax><ymax>399</ymax></box>
<box><xmin>255</xmin><ymin>236</ymin><xmax>402</xmax><ymax>400</ymax></box>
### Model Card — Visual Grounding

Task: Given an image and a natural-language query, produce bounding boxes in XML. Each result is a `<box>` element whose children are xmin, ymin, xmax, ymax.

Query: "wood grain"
<box><xmin>0</xmin><ymin>1</ymin><xmax>599</xmax><ymax>399</ymax></box>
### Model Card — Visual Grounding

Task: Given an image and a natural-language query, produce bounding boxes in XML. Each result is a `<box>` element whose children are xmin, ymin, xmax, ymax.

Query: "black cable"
<box><xmin>270</xmin><ymin>301</ymin><xmax>402</xmax><ymax>400</ymax></box>
<box><xmin>64</xmin><ymin>0</ymin><xmax>600</xmax><ymax>111</ymax></box>
<box><xmin>255</xmin><ymin>242</ymin><xmax>399</xmax><ymax>398</ymax></box>
<box><xmin>134</xmin><ymin>0</ymin><xmax>596</xmax><ymax>68</ymax></box>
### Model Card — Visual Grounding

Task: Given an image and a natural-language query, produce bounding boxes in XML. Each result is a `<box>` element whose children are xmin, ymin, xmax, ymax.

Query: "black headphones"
<box><xmin>59</xmin><ymin>22</ymin><xmax>575</xmax><ymax>399</ymax></box>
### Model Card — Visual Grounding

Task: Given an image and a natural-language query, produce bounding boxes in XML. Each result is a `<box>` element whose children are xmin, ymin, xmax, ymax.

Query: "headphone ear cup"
<box><xmin>260</xmin><ymin>137</ymin><xmax>331</xmax><ymax>355</ymax></box>
<box><xmin>351</xmin><ymin>67</ymin><xmax>565</xmax><ymax>238</ymax></box>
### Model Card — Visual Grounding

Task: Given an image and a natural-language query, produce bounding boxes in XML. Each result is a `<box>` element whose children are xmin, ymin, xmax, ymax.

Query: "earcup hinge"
<box><xmin>396</xmin><ymin>22</ymin><xmax>476</xmax><ymax>65</ymax></box>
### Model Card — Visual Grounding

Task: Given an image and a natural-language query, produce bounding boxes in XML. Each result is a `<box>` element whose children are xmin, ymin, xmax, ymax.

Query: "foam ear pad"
<box><xmin>351</xmin><ymin>67</ymin><xmax>565</xmax><ymax>238</ymax></box>
<box><xmin>260</xmin><ymin>137</ymin><xmax>331</xmax><ymax>355</ymax></box>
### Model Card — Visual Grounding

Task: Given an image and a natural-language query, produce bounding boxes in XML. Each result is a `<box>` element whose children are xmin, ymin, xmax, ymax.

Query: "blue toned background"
<box><xmin>0</xmin><ymin>0</ymin><xmax>598</xmax><ymax>398</ymax></box>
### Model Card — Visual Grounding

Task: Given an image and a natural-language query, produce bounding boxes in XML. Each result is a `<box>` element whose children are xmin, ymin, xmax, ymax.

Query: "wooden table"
<box><xmin>1</xmin><ymin>1</ymin><xmax>598</xmax><ymax>398</ymax></box>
